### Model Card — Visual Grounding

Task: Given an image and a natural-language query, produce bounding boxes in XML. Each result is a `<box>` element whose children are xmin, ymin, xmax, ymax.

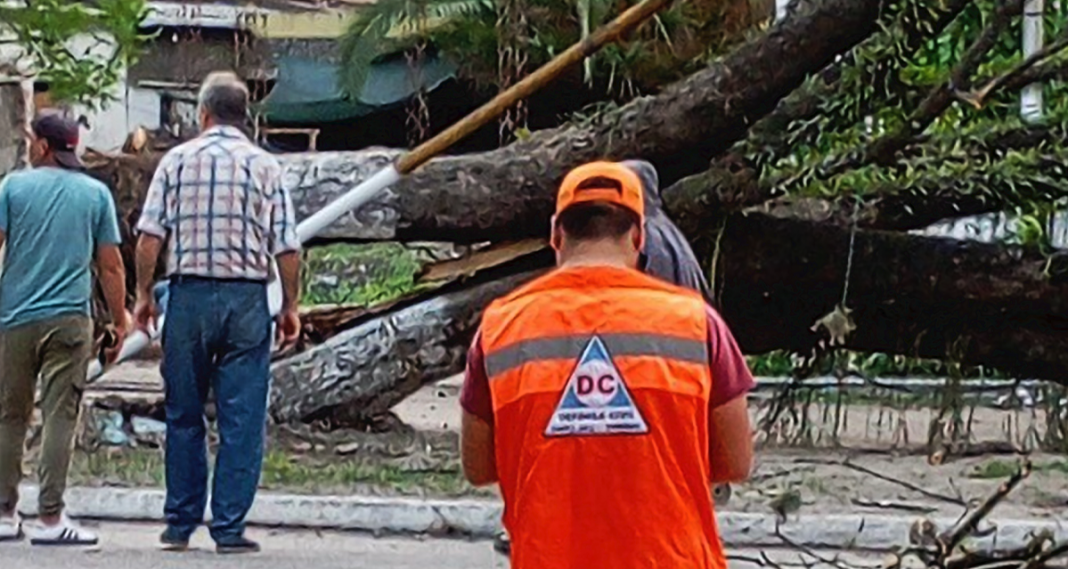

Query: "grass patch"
<box><xmin>302</xmin><ymin>243</ymin><xmax>422</xmax><ymax>307</ymax></box>
<box><xmin>259</xmin><ymin>450</ymin><xmax>481</xmax><ymax>496</ymax></box>
<box><xmin>63</xmin><ymin>446</ymin><xmax>489</xmax><ymax>498</ymax></box>
<box><xmin>71</xmin><ymin>447</ymin><xmax>166</xmax><ymax>487</ymax></box>
<box><xmin>747</xmin><ymin>350</ymin><xmax>1009</xmax><ymax>380</ymax></box>
<box><xmin>968</xmin><ymin>458</ymin><xmax>1068</xmax><ymax>479</ymax></box>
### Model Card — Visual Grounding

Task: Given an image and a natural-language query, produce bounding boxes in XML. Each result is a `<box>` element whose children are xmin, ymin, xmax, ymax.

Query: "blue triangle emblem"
<box><xmin>545</xmin><ymin>335</ymin><xmax>649</xmax><ymax>436</ymax></box>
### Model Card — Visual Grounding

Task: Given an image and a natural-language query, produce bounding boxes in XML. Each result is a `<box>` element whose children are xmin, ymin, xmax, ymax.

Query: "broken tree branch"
<box><xmin>668</xmin><ymin>123</ymin><xmax>1068</xmax><ymax>232</ymax></box>
<box><xmin>794</xmin><ymin>457</ymin><xmax>966</xmax><ymax>505</ymax></box>
<box><xmin>938</xmin><ymin>459</ymin><xmax>1032</xmax><ymax>555</ymax></box>
<box><xmin>742</xmin><ymin>0</ymin><xmax>975</xmax><ymax>171</ymax></box>
<box><xmin>755</xmin><ymin>168</ymin><xmax>1066</xmax><ymax>232</ymax></box>
<box><xmin>956</xmin><ymin>28</ymin><xmax>1068</xmax><ymax>109</ymax></box>
<box><xmin>268</xmin><ymin>247</ymin><xmax>553</xmax><ymax>424</ymax></box>
<box><xmin>272</xmin><ymin>209</ymin><xmax>1068</xmax><ymax>423</ymax></box>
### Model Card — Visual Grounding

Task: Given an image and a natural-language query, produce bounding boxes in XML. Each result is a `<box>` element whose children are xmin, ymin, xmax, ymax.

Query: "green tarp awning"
<box><xmin>260</xmin><ymin>53</ymin><xmax>456</xmax><ymax>124</ymax></box>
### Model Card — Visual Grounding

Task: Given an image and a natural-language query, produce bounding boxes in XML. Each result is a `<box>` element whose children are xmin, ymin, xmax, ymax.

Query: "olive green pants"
<box><xmin>0</xmin><ymin>314</ymin><xmax>92</xmax><ymax>517</ymax></box>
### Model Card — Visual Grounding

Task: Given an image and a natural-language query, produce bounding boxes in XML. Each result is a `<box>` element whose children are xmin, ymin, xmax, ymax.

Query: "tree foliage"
<box><xmin>338</xmin><ymin>0</ymin><xmax>766</xmax><ymax>100</ymax></box>
<box><xmin>731</xmin><ymin>0</ymin><xmax>1068</xmax><ymax>248</ymax></box>
<box><xmin>0</xmin><ymin>0</ymin><xmax>150</xmax><ymax>111</ymax></box>
<box><xmin>668</xmin><ymin>0</ymin><xmax>1068</xmax><ymax>382</ymax></box>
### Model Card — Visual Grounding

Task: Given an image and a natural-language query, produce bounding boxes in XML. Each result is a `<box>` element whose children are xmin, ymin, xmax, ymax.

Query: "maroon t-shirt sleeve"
<box><xmin>706</xmin><ymin>305</ymin><xmax>756</xmax><ymax>408</ymax></box>
<box><xmin>460</xmin><ymin>329</ymin><xmax>495</xmax><ymax>424</ymax></box>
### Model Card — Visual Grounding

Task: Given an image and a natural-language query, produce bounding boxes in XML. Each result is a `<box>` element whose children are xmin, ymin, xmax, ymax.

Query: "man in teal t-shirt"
<box><xmin>0</xmin><ymin>114</ymin><xmax>129</xmax><ymax>547</ymax></box>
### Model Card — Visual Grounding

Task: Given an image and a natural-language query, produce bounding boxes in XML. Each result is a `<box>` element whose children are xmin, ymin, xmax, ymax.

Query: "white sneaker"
<box><xmin>0</xmin><ymin>514</ymin><xmax>22</xmax><ymax>542</ymax></box>
<box><xmin>28</xmin><ymin>514</ymin><xmax>98</xmax><ymax>546</ymax></box>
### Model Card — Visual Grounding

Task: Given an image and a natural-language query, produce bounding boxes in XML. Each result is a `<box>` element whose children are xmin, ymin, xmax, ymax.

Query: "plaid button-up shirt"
<box><xmin>137</xmin><ymin>125</ymin><xmax>300</xmax><ymax>281</ymax></box>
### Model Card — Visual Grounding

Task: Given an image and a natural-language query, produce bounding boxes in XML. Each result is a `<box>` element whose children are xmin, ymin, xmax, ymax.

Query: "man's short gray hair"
<box><xmin>198</xmin><ymin>71</ymin><xmax>249</xmax><ymax>125</ymax></box>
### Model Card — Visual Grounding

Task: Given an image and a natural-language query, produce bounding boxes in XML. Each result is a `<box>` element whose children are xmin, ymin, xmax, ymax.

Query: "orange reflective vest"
<box><xmin>479</xmin><ymin>265</ymin><xmax>724</xmax><ymax>569</ymax></box>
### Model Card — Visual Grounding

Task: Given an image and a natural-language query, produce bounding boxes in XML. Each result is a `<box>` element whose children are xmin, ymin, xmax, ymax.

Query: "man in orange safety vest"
<box><xmin>460</xmin><ymin>161</ymin><xmax>755</xmax><ymax>569</ymax></box>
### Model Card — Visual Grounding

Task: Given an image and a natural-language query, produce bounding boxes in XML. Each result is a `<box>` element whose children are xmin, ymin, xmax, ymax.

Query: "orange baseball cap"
<box><xmin>555</xmin><ymin>161</ymin><xmax>645</xmax><ymax>222</ymax></box>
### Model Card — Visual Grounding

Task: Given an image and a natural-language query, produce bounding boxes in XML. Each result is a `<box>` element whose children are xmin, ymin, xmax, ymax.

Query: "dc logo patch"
<box><xmin>544</xmin><ymin>335</ymin><xmax>649</xmax><ymax>437</ymax></box>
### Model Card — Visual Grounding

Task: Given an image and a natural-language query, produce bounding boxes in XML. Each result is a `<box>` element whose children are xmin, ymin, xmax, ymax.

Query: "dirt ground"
<box><xmin>390</xmin><ymin>375</ymin><xmax>1068</xmax><ymax>520</ymax></box>
<box><xmin>88</xmin><ymin>362</ymin><xmax>1068</xmax><ymax>521</ymax></box>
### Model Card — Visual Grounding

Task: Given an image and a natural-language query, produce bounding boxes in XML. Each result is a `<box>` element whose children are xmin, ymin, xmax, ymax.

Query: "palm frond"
<box><xmin>338</xmin><ymin>0</ymin><xmax>493</xmax><ymax>98</ymax></box>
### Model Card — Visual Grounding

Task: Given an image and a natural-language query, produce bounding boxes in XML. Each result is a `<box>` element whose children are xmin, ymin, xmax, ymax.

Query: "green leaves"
<box><xmin>338</xmin><ymin>0</ymin><xmax>765</xmax><ymax>102</ymax></box>
<box><xmin>758</xmin><ymin>0</ymin><xmax>1068</xmax><ymax>227</ymax></box>
<box><xmin>337</xmin><ymin>0</ymin><xmax>494</xmax><ymax>97</ymax></box>
<box><xmin>0</xmin><ymin>0</ymin><xmax>151</xmax><ymax>111</ymax></box>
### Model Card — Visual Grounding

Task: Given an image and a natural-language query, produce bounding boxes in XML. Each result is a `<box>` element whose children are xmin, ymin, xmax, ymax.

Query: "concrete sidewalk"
<box><xmin>15</xmin><ymin>484</ymin><xmax>1068</xmax><ymax>550</ymax></box>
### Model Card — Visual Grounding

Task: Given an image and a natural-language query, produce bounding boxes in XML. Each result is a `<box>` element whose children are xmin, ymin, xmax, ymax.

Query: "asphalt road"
<box><xmin>0</xmin><ymin>523</ymin><xmax>504</xmax><ymax>569</ymax></box>
<box><xmin>0</xmin><ymin>522</ymin><xmax>879</xmax><ymax>569</ymax></box>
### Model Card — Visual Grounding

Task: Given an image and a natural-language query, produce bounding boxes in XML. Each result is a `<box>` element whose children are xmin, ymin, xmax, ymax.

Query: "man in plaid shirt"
<box><xmin>132</xmin><ymin>71</ymin><xmax>302</xmax><ymax>554</ymax></box>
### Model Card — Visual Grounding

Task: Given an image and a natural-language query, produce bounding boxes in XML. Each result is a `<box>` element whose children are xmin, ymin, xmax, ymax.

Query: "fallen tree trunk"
<box><xmin>711</xmin><ymin>212</ymin><xmax>1068</xmax><ymax>380</ymax></box>
<box><xmin>91</xmin><ymin>111</ymin><xmax>1064</xmax><ymax>279</ymax></box>
<box><xmin>268</xmin><ymin>246</ymin><xmax>553</xmax><ymax>424</ymax></box>
<box><xmin>271</xmin><ymin>211</ymin><xmax>1068</xmax><ymax>423</ymax></box>
<box><xmin>92</xmin><ymin>0</ymin><xmax>891</xmax><ymax>246</ymax></box>
<box><xmin>301</xmin><ymin>0</ymin><xmax>889</xmax><ymax>243</ymax></box>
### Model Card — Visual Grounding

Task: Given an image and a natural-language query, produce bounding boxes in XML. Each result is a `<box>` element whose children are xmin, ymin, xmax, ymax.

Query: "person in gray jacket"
<box><xmin>622</xmin><ymin>159</ymin><xmax>712</xmax><ymax>299</ymax></box>
<box><xmin>623</xmin><ymin>159</ymin><xmax>734</xmax><ymax>504</ymax></box>
<box><xmin>492</xmin><ymin>159</ymin><xmax>732</xmax><ymax>557</ymax></box>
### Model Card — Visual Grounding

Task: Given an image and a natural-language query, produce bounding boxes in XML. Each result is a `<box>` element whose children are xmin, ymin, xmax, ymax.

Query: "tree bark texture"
<box><xmin>712</xmin><ymin>213</ymin><xmax>1068</xmax><ymax>381</ymax></box>
<box><xmin>268</xmin><ymin>211</ymin><xmax>1068</xmax><ymax>423</ymax></box>
<box><xmin>267</xmin><ymin>248</ymin><xmax>553</xmax><ymax>424</ymax></box>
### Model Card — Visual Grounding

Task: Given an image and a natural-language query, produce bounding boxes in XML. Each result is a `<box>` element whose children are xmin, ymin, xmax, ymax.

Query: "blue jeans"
<box><xmin>160</xmin><ymin>276</ymin><xmax>272</xmax><ymax>543</ymax></box>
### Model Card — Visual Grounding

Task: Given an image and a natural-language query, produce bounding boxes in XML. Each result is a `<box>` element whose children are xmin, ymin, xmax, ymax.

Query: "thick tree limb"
<box><xmin>281</xmin><ymin>0</ymin><xmax>891</xmax><ymax>244</ymax></box>
<box><xmin>91</xmin><ymin>119</ymin><xmax>1066</xmax><ymax>273</ymax></box>
<box><xmin>99</xmin><ymin>129</ymin><xmax>1058</xmax><ymax>258</ymax></box>
<box><xmin>622</xmin><ymin>0</ymin><xmax>977</xmax><ymax>222</ymax></box>
<box><xmin>707</xmin><ymin>212</ymin><xmax>1068</xmax><ymax>382</ymax></box>
<box><xmin>665</xmin><ymin>123</ymin><xmax>1068</xmax><ymax>232</ymax></box>
<box><xmin>94</xmin><ymin>0</ymin><xmax>892</xmax><ymax>246</ymax></box>
<box><xmin>271</xmin><ymin>206</ymin><xmax>1068</xmax><ymax>422</ymax></box>
<box><xmin>757</xmin><ymin>161</ymin><xmax>1068</xmax><ymax>232</ymax></box>
<box><xmin>268</xmin><ymin>248</ymin><xmax>552</xmax><ymax>424</ymax></box>
<box><xmin>754</xmin><ymin>173</ymin><xmax>1063</xmax><ymax>232</ymax></box>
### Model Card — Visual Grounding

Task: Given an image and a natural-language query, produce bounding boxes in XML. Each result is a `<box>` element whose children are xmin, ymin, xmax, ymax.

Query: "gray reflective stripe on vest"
<box><xmin>484</xmin><ymin>332</ymin><xmax>708</xmax><ymax>379</ymax></box>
